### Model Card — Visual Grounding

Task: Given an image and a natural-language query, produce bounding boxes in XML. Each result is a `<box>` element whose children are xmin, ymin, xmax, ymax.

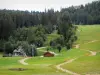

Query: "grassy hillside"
<box><xmin>62</xmin><ymin>55</ymin><xmax>100</xmax><ymax>74</ymax></box>
<box><xmin>80</xmin><ymin>41</ymin><xmax>100</xmax><ymax>52</ymax></box>
<box><xmin>76</xmin><ymin>25</ymin><xmax>100</xmax><ymax>44</ymax></box>
<box><xmin>61</xmin><ymin>25</ymin><xmax>100</xmax><ymax>75</ymax></box>
<box><xmin>76</xmin><ymin>25</ymin><xmax>100</xmax><ymax>52</ymax></box>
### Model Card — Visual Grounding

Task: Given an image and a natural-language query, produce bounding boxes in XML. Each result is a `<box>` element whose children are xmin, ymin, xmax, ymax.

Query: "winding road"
<box><xmin>56</xmin><ymin>40</ymin><xmax>98</xmax><ymax>75</ymax></box>
<box><xmin>56</xmin><ymin>58</ymin><xmax>80</xmax><ymax>75</ymax></box>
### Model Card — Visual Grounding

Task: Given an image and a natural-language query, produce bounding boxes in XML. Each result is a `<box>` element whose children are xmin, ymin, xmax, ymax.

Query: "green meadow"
<box><xmin>61</xmin><ymin>25</ymin><xmax>100</xmax><ymax>75</ymax></box>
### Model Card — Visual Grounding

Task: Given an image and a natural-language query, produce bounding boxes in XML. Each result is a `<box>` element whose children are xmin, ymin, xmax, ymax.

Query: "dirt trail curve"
<box><xmin>18</xmin><ymin>47</ymin><xmax>45</xmax><ymax>65</ymax></box>
<box><xmin>56</xmin><ymin>40</ymin><xmax>98</xmax><ymax>75</ymax></box>
<box><xmin>75</xmin><ymin>40</ymin><xmax>98</xmax><ymax>56</ymax></box>
<box><xmin>19</xmin><ymin>57</ymin><xmax>31</xmax><ymax>65</ymax></box>
<box><xmin>88</xmin><ymin>50</ymin><xmax>97</xmax><ymax>56</ymax></box>
<box><xmin>56</xmin><ymin>58</ymin><xmax>80</xmax><ymax>75</ymax></box>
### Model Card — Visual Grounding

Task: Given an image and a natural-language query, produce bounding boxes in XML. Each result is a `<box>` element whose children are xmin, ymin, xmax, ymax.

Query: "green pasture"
<box><xmin>80</xmin><ymin>41</ymin><xmax>100</xmax><ymax>52</ymax></box>
<box><xmin>76</xmin><ymin>25</ymin><xmax>100</xmax><ymax>44</ymax></box>
<box><xmin>62</xmin><ymin>55</ymin><xmax>100</xmax><ymax>75</ymax></box>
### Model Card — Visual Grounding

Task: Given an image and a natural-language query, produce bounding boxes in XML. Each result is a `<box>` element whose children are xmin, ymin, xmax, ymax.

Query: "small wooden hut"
<box><xmin>43</xmin><ymin>52</ymin><xmax>54</xmax><ymax>57</ymax></box>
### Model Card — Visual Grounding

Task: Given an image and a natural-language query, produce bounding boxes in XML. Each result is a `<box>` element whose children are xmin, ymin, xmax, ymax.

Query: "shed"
<box><xmin>43</xmin><ymin>52</ymin><xmax>54</xmax><ymax>57</ymax></box>
<box><xmin>13</xmin><ymin>49</ymin><xmax>22</xmax><ymax>56</ymax></box>
<box><xmin>13</xmin><ymin>46</ymin><xmax>27</xmax><ymax>57</ymax></box>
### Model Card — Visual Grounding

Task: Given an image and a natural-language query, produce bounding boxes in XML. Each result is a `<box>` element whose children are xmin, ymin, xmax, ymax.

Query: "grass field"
<box><xmin>62</xmin><ymin>55</ymin><xmax>100</xmax><ymax>74</ymax></box>
<box><xmin>80</xmin><ymin>41</ymin><xmax>100</xmax><ymax>52</ymax></box>
<box><xmin>0</xmin><ymin>25</ymin><xmax>100</xmax><ymax>75</ymax></box>
<box><xmin>76</xmin><ymin>25</ymin><xmax>100</xmax><ymax>52</ymax></box>
<box><xmin>0</xmin><ymin>48</ymin><xmax>88</xmax><ymax>75</ymax></box>
<box><xmin>76</xmin><ymin>25</ymin><xmax>100</xmax><ymax>44</ymax></box>
<box><xmin>0</xmin><ymin>57</ymin><xmax>69</xmax><ymax>75</ymax></box>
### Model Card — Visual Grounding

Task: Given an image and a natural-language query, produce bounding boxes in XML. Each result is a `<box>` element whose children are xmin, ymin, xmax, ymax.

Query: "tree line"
<box><xmin>61</xmin><ymin>0</ymin><xmax>100</xmax><ymax>25</ymax></box>
<box><xmin>0</xmin><ymin>9</ymin><xmax>59</xmax><ymax>39</ymax></box>
<box><xmin>0</xmin><ymin>0</ymin><xmax>100</xmax><ymax>39</ymax></box>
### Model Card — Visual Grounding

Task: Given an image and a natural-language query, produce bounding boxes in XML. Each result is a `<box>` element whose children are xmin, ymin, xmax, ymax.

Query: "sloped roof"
<box><xmin>13</xmin><ymin>49</ymin><xmax>20</xmax><ymax>52</ymax></box>
<box><xmin>43</xmin><ymin>51</ymin><xmax>54</xmax><ymax>55</ymax></box>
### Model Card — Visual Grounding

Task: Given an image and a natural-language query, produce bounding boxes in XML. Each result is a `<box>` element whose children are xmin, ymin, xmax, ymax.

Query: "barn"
<box><xmin>43</xmin><ymin>52</ymin><xmax>54</xmax><ymax>57</ymax></box>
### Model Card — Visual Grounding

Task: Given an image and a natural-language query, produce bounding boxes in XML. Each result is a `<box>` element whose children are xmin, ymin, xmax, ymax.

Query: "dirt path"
<box><xmin>85</xmin><ymin>40</ymin><xmax>98</xmax><ymax>44</ymax></box>
<box><xmin>19</xmin><ymin>57</ymin><xmax>31</xmax><ymax>65</ymax></box>
<box><xmin>56</xmin><ymin>58</ymin><xmax>80</xmax><ymax>75</ymax></box>
<box><xmin>75</xmin><ymin>44</ymin><xmax>80</xmax><ymax>48</ymax></box>
<box><xmin>75</xmin><ymin>40</ymin><xmax>98</xmax><ymax>49</ymax></box>
<box><xmin>56</xmin><ymin>40</ymin><xmax>98</xmax><ymax>75</ymax></box>
<box><xmin>75</xmin><ymin>40</ymin><xmax>97</xmax><ymax>56</ymax></box>
<box><xmin>87</xmin><ymin>50</ymin><xmax>97</xmax><ymax>56</ymax></box>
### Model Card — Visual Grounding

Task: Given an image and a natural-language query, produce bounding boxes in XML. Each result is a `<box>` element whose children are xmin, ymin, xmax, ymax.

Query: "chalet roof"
<box><xmin>13</xmin><ymin>49</ymin><xmax>21</xmax><ymax>53</ymax></box>
<box><xmin>43</xmin><ymin>51</ymin><xmax>54</xmax><ymax>55</ymax></box>
<box><xmin>43</xmin><ymin>51</ymin><xmax>54</xmax><ymax>57</ymax></box>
